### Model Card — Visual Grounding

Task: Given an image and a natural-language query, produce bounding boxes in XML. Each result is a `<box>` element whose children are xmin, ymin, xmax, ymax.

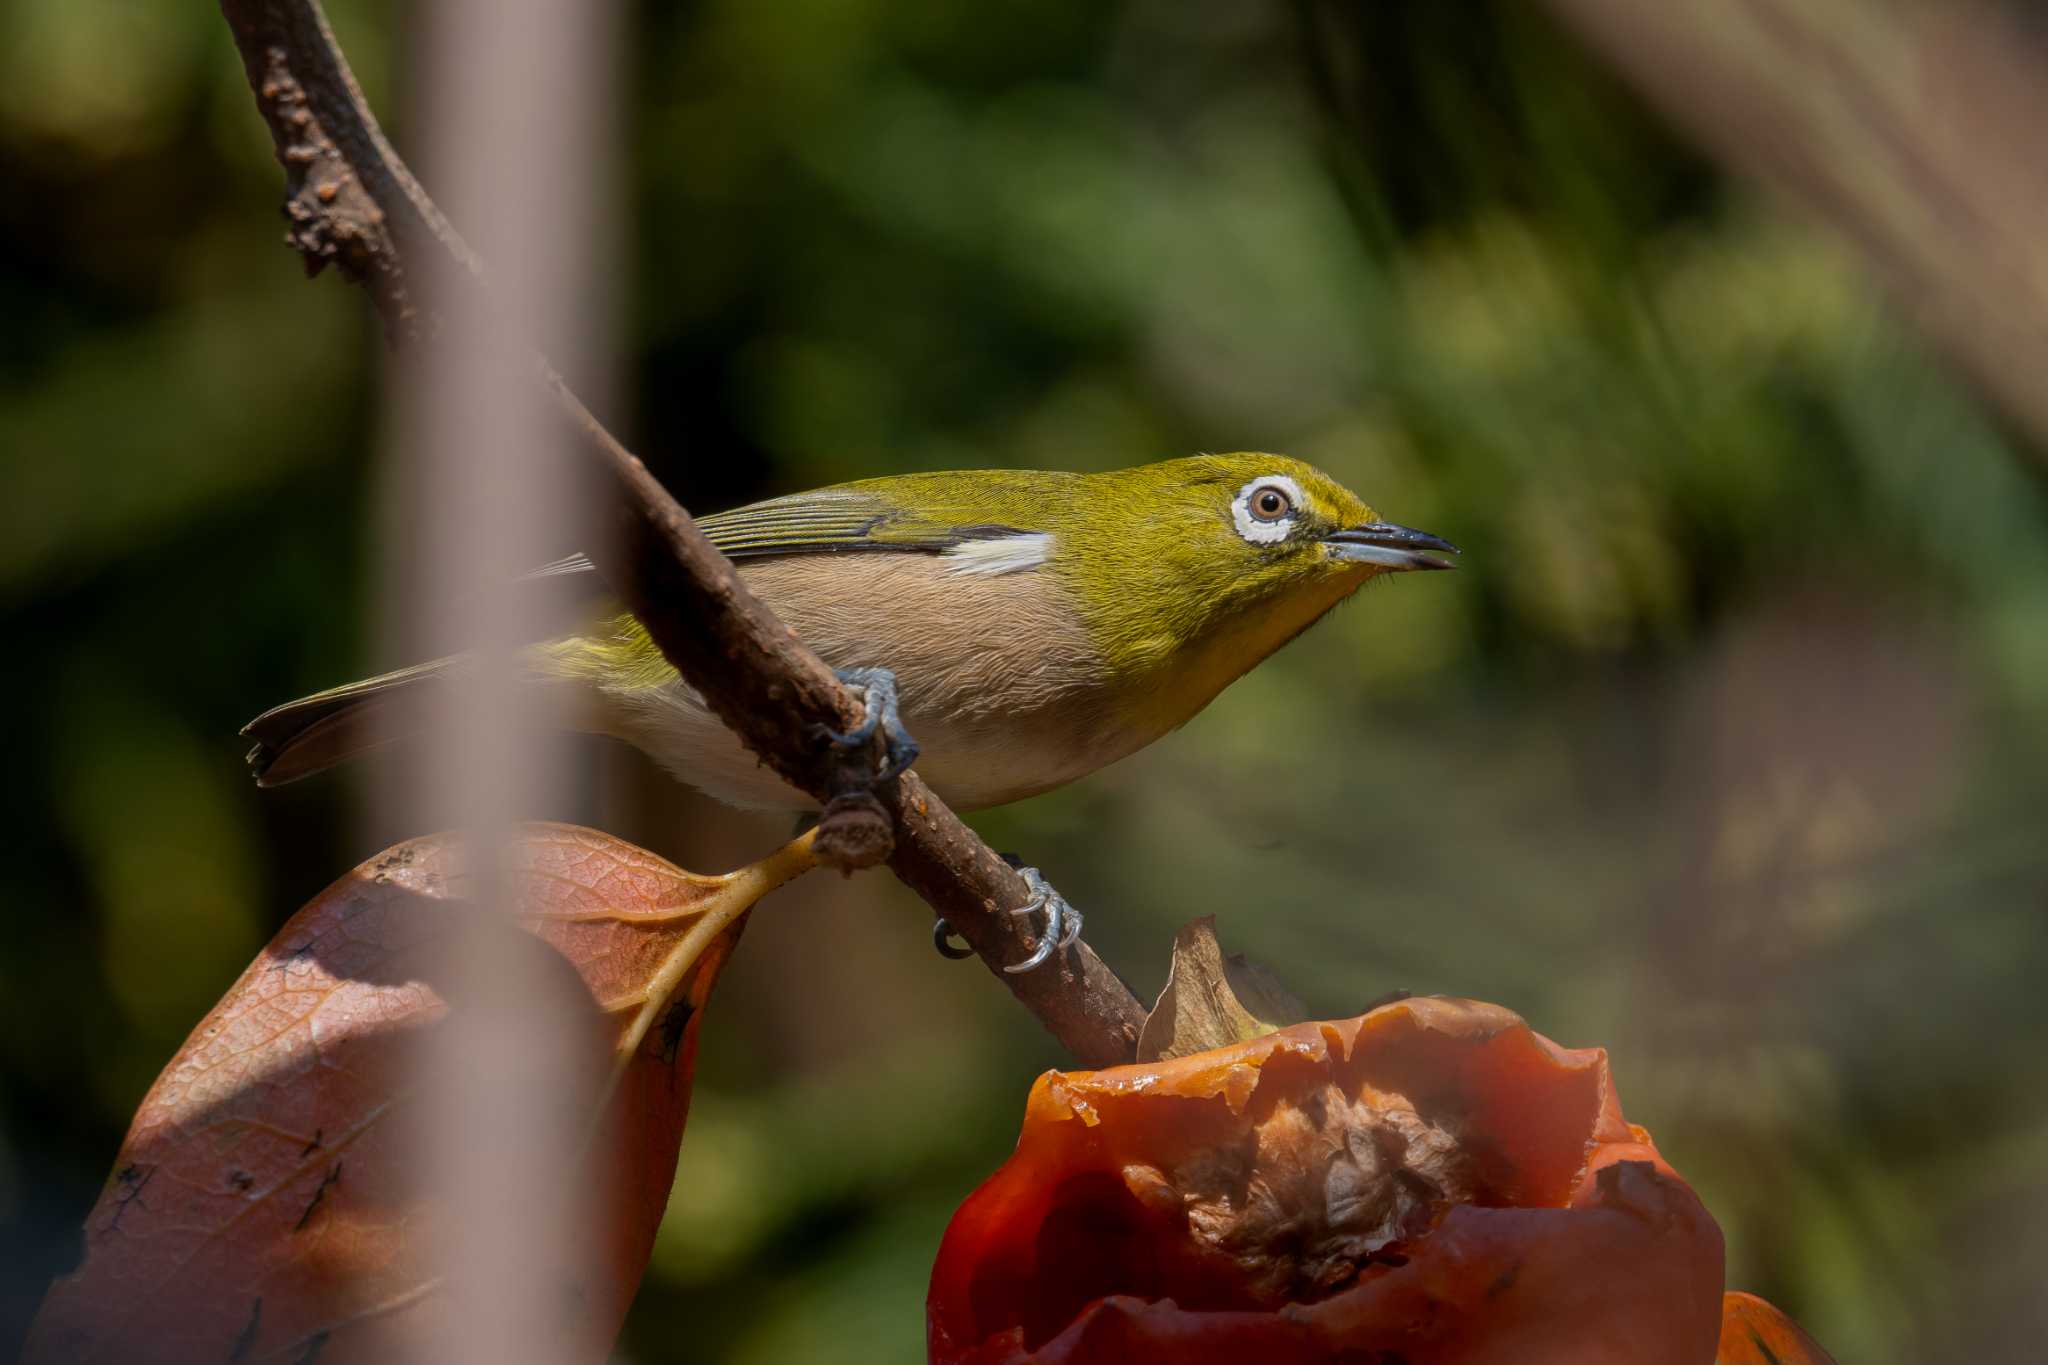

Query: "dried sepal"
<box><xmin>1136</xmin><ymin>916</ymin><xmax>1310</xmax><ymax>1063</ymax></box>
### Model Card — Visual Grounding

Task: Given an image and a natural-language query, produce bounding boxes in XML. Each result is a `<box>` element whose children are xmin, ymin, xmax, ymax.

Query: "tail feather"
<box><xmin>242</xmin><ymin>659</ymin><xmax>458</xmax><ymax>786</ymax></box>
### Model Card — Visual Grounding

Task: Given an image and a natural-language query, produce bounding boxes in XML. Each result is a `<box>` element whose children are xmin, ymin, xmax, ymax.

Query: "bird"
<box><xmin>243</xmin><ymin>452</ymin><xmax>1456</xmax><ymax>965</ymax></box>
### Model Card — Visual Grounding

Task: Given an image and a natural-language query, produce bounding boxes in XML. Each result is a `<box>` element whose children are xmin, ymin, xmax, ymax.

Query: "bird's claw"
<box><xmin>932</xmin><ymin>918</ymin><xmax>974</xmax><ymax>959</ymax></box>
<box><xmin>1003</xmin><ymin>866</ymin><xmax>1081</xmax><ymax>974</ymax></box>
<box><xmin>825</xmin><ymin>666</ymin><xmax>919</xmax><ymax>783</ymax></box>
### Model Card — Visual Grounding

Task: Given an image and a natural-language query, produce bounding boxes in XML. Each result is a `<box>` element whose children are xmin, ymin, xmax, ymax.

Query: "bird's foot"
<box><xmin>825</xmin><ymin>666</ymin><xmax>919</xmax><ymax>783</ymax></box>
<box><xmin>932</xmin><ymin>918</ymin><xmax>975</xmax><ymax>959</ymax></box>
<box><xmin>927</xmin><ymin>865</ymin><xmax>1080</xmax><ymax>970</ymax></box>
<box><xmin>1003</xmin><ymin>865</ymin><xmax>1082</xmax><ymax>974</ymax></box>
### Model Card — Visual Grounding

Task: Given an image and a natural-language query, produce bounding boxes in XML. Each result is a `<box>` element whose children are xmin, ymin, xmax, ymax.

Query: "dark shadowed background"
<box><xmin>4</xmin><ymin>2</ymin><xmax>2046</xmax><ymax>1360</ymax></box>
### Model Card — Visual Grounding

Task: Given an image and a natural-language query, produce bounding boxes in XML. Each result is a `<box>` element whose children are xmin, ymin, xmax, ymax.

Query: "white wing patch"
<box><xmin>941</xmin><ymin>532</ymin><xmax>1055</xmax><ymax>576</ymax></box>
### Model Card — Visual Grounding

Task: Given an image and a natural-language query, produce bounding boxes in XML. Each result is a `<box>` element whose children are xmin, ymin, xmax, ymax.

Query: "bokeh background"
<box><xmin>5</xmin><ymin>1</ymin><xmax>2047</xmax><ymax>1360</ymax></box>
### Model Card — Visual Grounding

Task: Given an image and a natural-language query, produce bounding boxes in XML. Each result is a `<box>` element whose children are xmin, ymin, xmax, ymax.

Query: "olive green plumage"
<box><xmin>244</xmin><ymin>453</ymin><xmax>1455</xmax><ymax>810</ymax></box>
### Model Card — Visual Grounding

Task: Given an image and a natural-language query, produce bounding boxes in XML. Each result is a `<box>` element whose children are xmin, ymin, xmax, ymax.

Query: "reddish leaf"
<box><xmin>1718</xmin><ymin>1291</ymin><xmax>1839</xmax><ymax>1364</ymax></box>
<box><xmin>26</xmin><ymin>822</ymin><xmax>814</xmax><ymax>1364</ymax></box>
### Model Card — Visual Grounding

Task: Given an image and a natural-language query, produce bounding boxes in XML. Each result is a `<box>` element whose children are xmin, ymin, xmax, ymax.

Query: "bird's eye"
<box><xmin>1231</xmin><ymin>473</ymin><xmax>1306</xmax><ymax>545</ymax></box>
<box><xmin>1250</xmin><ymin>486</ymin><xmax>1292</xmax><ymax>521</ymax></box>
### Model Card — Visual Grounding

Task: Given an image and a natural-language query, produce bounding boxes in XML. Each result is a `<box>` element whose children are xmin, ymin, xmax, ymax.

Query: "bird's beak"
<box><xmin>1323</xmin><ymin>522</ymin><xmax>1460</xmax><ymax>572</ymax></box>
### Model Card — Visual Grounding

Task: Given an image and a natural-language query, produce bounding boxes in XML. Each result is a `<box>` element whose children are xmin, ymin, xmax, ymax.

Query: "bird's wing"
<box><xmin>523</xmin><ymin>485</ymin><xmax>1038</xmax><ymax>579</ymax></box>
<box><xmin>698</xmin><ymin>487</ymin><xmax>1032</xmax><ymax>559</ymax></box>
<box><xmin>525</xmin><ymin>553</ymin><xmax>600</xmax><ymax>579</ymax></box>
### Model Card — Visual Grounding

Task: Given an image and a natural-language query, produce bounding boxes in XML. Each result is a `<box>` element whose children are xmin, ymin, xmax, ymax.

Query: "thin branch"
<box><xmin>217</xmin><ymin>0</ymin><xmax>1146</xmax><ymax>1067</ymax></box>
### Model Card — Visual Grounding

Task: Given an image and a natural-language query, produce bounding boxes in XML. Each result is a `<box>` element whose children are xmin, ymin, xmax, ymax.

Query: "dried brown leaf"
<box><xmin>25</xmin><ymin>822</ymin><xmax>814</xmax><ymax>1365</ymax></box>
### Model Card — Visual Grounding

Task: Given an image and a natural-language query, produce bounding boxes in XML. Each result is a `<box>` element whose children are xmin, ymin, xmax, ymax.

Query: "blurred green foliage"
<box><xmin>5</xmin><ymin>1</ymin><xmax>2047</xmax><ymax>1361</ymax></box>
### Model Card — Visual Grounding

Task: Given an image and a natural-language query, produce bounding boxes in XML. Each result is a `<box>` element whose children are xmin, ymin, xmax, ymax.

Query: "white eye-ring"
<box><xmin>1231</xmin><ymin>474</ymin><xmax>1304</xmax><ymax>545</ymax></box>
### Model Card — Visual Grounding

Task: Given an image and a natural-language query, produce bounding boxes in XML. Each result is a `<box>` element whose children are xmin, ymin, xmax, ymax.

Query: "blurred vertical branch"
<box><xmin>393</xmin><ymin>0</ymin><xmax>612</xmax><ymax>1359</ymax></box>
<box><xmin>213</xmin><ymin>0</ymin><xmax>1146</xmax><ymax>1065</ymax></box>
<box><xmin>1538</xmin><ymin>0</ymin><xmax>2048</xmax><ymax>460</ymax></box>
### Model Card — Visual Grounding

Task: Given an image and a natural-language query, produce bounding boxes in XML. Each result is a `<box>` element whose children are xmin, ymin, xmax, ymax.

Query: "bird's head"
<box><xmin>1054</xmin><ymin>452</ymin><xmax>1456</xmax><ymax>700</ymax></box>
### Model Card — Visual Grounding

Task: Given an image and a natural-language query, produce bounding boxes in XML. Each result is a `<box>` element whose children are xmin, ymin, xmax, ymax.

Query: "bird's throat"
<box><xmin>1116</xmin><ymin>567</ymin><xmax>1371</xmax><ymax>740</ymax></box>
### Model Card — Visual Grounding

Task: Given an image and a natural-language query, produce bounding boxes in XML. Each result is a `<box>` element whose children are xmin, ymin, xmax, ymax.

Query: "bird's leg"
<box><xmin>823</xmin><ymin>673</ymin><xmax>1073</xmax><ymax>973</ymax></box>
<box><xmin>1002</xmin><ymin>864</ymin><xmax>1082</xmax><ymax>974</ymax></box>
<box><xmin>930</xmin><ymin>861</ymin><xmax>1081</xmax><ymax>972</ymax></box>
<box><xmin>824</xmin><ymin>666</ymin><xmax>919</xmax><ymax>783</ymax></box>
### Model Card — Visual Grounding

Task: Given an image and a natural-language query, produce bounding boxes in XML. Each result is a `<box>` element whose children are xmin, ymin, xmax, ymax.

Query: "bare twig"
<box><xmin>217</xmin><ymin>0</ymin><xmax>1145</xmax><ymax>1066</ymax></box>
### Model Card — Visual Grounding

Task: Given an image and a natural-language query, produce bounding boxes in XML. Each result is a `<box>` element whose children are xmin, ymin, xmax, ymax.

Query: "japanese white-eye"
<box><xmin>244</xmin><ymin>452</ymin><xmax>1456</xmax><ymax>811</ymax></box>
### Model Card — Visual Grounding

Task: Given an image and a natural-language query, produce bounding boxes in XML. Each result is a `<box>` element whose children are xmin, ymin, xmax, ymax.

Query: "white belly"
<box><xmin>582</xmin><ymin>552</ymin><xmax>1127</xmax><ymax>811</ymax></box>
<box><xmin>600</xmin><ymin>678</ymin><xmax>1117</xmax><ymax>811</ymax></box>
